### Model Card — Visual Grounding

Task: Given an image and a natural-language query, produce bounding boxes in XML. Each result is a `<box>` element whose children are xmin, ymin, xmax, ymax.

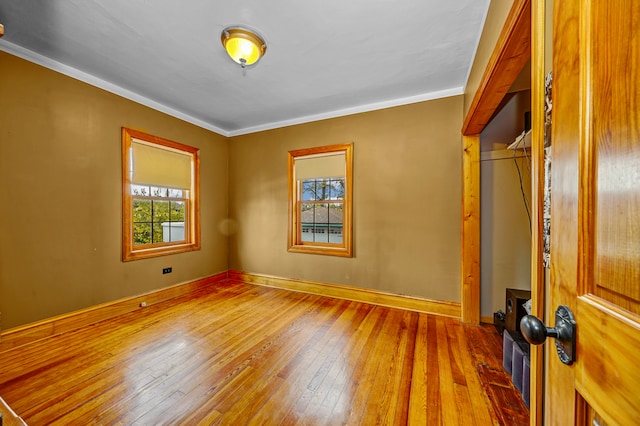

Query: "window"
<box><xmin>122</xmin><ymin>128</ymin><xmax>200</xmax><ymax>261</ymax></box>
<box><xmin>288</xmin><ymin>143</ymin><xmax>353</xmax><ymax>257</ymax></box>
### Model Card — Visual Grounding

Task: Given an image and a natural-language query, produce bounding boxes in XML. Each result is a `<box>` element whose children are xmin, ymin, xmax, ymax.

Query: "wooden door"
<box><xmin>548</xmin><ymin>0</ymin><xmax>640</xmax><ymax>424</ymax></box>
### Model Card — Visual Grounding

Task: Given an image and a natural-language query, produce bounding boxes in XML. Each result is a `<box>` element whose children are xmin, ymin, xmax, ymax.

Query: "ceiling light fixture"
<box><xmin>221</xmin><ymin>26</ymin><xmax>267</xmax><ymax>69</ymax></box>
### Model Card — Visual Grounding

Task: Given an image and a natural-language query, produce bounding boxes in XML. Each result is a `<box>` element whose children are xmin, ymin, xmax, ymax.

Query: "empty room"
<box><xmin>1</xmin><ymin>0</ymin><xmax>639</xmax><ymax>425</ymax></box>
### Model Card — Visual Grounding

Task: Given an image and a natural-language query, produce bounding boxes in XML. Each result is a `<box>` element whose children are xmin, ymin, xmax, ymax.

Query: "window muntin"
<box><xmin>131</xmin><ymin>185</ymin><xmax>187</xmax><ymax>246</ymax></box>
<box><xmin>288</xmin><ymin>144</ymin><xmax>353</xmax><ymax>257</ymax></box>
<box><xmin>122</xmin><ymin>128</ymin><xmax>200</xmax><ymax>261</ymax></box>
<box><xmin>300</xmin><ymin>178</ymin><xmax>345</xmax><ymax>244</ymax></box>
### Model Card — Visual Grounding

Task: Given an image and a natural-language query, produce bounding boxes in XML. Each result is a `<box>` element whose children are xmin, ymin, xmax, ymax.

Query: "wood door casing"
<box><xmin>548</xmin><ymin>0</ymin><xmax>580</xmax><ymax>423</ymax></box>
<box><xmin>551</xmin><ymin>0</ymin><xmax>640</xmax><ymax>424</ymax></box>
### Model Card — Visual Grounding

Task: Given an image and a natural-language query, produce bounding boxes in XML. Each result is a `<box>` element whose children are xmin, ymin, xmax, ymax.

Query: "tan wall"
<box><xmin>464</xmin><ymin>0</ymin><xmax>515</xmax><ymax>118</ymax></box>
<box><xmin>0</xmin><ymin>52</ymin><xmax>229</xmax><ymax>329</ymax></box>
<box><xmin>228</xmin><ymin>97</ymin><xmax>463</xmax><ymax>303</ymax></box>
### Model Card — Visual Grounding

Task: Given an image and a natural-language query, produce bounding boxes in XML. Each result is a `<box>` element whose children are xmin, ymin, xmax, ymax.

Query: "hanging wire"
<box><xmin>513</xmin><ymin>133</ymin><xmax>532</xmax><ymax>233</ymax></box>
<box><xmin>522</xmin><ymin>131</ymin><xmax>532</xmax><ymax>174</ymax></box>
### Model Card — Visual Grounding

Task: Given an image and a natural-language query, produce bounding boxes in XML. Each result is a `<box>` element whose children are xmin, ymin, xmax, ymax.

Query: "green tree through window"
<box><xmin>131</xmin><ymin>185</ymin><xmax>186</xmax><ymax>245</ymax></box>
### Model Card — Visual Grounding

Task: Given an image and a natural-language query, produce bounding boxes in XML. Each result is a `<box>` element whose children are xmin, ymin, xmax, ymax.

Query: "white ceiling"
<box><xmin>0</xmin><ymin>0</ymin><xmax>490</xmax><ymax>136</ymax></box>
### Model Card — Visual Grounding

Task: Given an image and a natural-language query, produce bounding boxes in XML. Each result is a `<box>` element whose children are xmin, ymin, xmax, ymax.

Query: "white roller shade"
<box><xmin>132</xmin><ymin>140</ymin><xmax>192</xmax><ymax>189</ymax></box>
<box><xmin>295</xmin><ymin>153</ymin><xmax>345</xmax><ymax>180</ymax></box>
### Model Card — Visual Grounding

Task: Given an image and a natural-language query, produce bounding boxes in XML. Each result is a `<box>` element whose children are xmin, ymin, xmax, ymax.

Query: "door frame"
<box><xmin>460</xmin><ymin>0</ymin><xmax>544</xmax><ymax>424</ymax></box>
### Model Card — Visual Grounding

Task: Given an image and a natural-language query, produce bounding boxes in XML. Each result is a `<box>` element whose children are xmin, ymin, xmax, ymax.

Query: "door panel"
<box><xmin>591</xmin><ymin>0</ymin><xmax>640</xmax><ymax>315</ymax></box>
<box><xmin>576</xmin><ymin>297</ymin><xmax>640</xmax><ymax>425</ymax></box>
<box><xmin>550</xmin><ymin>0</ymin><xmax>640</xmax><ymax>424</ymax></box>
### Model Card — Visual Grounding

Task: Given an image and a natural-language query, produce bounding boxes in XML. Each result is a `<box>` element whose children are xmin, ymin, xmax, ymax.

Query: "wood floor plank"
<box><xmin>446</xmin><ymin>320</ymin><xmax>477</xmax><ymax>426</ymax></box>
<box><xmin>292</xmin><ymin>303</ymin><xmax>369</xmax><ymax>424</ymax></box>
<box><xmin>359</xmin><ymin>309</ymin><xmax>416</xmax><ymax>425</ymax></box>
<box><xmin>56</xmin><ymin>284</ymin><xmax>286</xmax><ymax>424</ymax></box>
<box><xmin>436</xmin><ymin>316</ymin><xmax>461</xmax><ymax>426</ymax></box>
<box><xmin>328</xmin><ymin>305</ymin><xmax>389</xmax><ymax>424</ymax></box>
<box><xmin>394</xmin><ymin>311</ymin><xmax>419</xmax><ymax>425</ymax></box>
<box><xmin>342</xmin><ymin>307</ymin><xmax>395</xmax><ymax>425</ymax></box>
<box><xmin>0</xmin><ymin>279</ymin><xmax>529</xmax><ymax>425</ymax></box>
<box><xmin>162</xmin><ymin>293</ymin><xmax>326</xmax><ymax>424</ymax></box>
<box><xmin>426</xmin><ymin>315</ymin><xmax>443</xmax><ymax>425</ymax></box>
<box><xmin>452</xmin><ymin>322</ymin><xmax>496</xmax><ymax>426</ymax></box>
<box><xmin>408</xmin><ymin>313</ymin><xmax>429</xmax><ymax>423</ymax></box>
<box><xmin>248</xmin><ymin>300</ymin><xmax>357</xmax><ymax>425</ymax></box>
<box><xmin>189</xmin><ymin>297</ymin><xmax>336</xmax><ymax>424</ymax></box>
<box><xmin>266</xmin><ymin>302</ymin><xmax>381</xmax><ymax>426</ymax></box>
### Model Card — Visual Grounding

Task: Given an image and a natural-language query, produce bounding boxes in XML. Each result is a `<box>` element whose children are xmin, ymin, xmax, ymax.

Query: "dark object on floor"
<box><xmin>505</xmin><ymin>288</ymin><xmax>531</xmax><ymax>332</ymax></box>
<box><xmin>502</xmin><ymin>329</ymin><xmax>530</xmax><ymax>408</ymax></box>
<box><xmin>522</xmin><ymin>356</ymin><xmax>530</xmax><ymax>408</ymax></box>
<box><xmin>494</xmin><ymin>310</ymin><xmax>506</xmax><ymax>336</ymax></box>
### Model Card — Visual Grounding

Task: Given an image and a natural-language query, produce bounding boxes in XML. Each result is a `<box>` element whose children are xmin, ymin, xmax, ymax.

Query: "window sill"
<box><xmin>123</xmin><ymin>242</ymin><xmax>200</xmax><ymax>262</ymax></box>
<box><xmin>287</xmin><ymin>244</ymin><xmax>352</xmax><ymax>257</ymax></box>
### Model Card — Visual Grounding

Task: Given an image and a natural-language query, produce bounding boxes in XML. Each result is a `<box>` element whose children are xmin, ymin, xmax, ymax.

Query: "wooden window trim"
<box><xmin>288</xmin><ymin>143</ymin><xmax>353</xmax><ymax>257</ymax></box>
<box><xmin>122</xmin><ymin>128</ymin><xmax>200</xmax><ymax>261</ymax></box>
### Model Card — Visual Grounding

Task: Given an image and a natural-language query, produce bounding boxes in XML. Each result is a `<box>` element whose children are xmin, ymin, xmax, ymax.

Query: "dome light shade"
<box><xmin>221</xmin><ymin>27</ymin><xmax>267</xmax><ymax>68</ymax></box>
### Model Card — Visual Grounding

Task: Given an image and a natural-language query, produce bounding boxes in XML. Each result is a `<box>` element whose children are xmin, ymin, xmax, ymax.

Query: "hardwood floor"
<box><xmin>0</xmin><ymin>280</ymin><xmax>528</xmax><ymax>425</ymax></box>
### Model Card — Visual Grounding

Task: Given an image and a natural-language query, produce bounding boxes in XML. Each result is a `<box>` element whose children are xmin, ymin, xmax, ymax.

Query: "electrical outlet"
<box><xmin>162</xmin><ymin>267</ymin><xmax>172</xmax><ymax>274</ymax></box>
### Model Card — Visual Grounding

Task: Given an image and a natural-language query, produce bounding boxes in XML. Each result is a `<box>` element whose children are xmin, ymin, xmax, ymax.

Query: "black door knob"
<box><xmin>520</xmin><ymin>315</ymin><xmax>556</xmax><ymax>345</ymax></box>
<box><xmin>519</xmin><ymin>305</ymin><xmax>577</xmax><ymax>365</ymax></box>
